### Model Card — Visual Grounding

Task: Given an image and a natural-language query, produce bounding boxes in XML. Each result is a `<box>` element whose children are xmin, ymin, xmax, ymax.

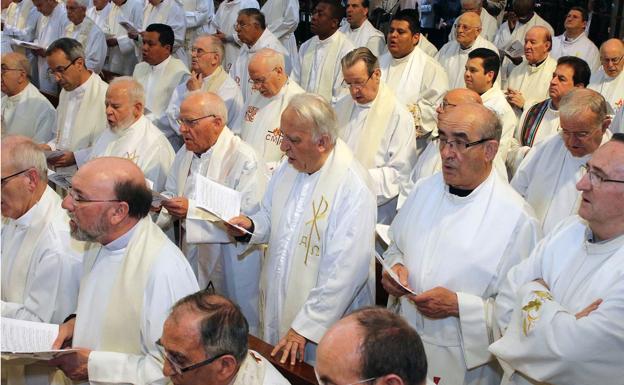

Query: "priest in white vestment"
<box><xmin>158</xmin><ymin>91</ymin><xmax>267</xmax><ymax>334</ymax></box>
<box><xmin>49</xmin><ymin>157</ymin><xmax>199</xmax><ymax>384</ymax></box>
<box><xmin>550</xmin><ymin>7</ymin><xmax>600</xmax><ymax>72</ymax></box>
<box><xmin>32</xmin><ymin>0</ymin><xmax>70</xmax><ymax>94</ymax></box>
<box><xmin>166</xmin><ymin>35</ymin><xmax>243</xmax><ymax>133</ymax></box>
<box><xmin>1</xmin><ymin>52</ymin><xmax>56</xmax><ymax>143</ymax></box>
<box><xmin>588</xmin><ymin>38</ymin><xmax>624</xmax><ymax>115</ymax></box>
<box><xmin>228</xmin><ymin>93</ymin><xmax>376</xmax><ymax>365</ymax></box>
<box><xmin>43</xmin><ymin>38</ymin><xmax>108</xmax><ymax>171</ymax></box>
<box><xmin>1</xmin><ymin>137</ymin><xmax>84</xmax><ymax>385</ymax></box>
<box><xmin>2</xmin><ymin>0</ymin><xmax>40</xmax><ymax>50</ymax></box>
<box><xmin>213</xmin><ymin>0</ymin><xmax>259</xmax><ymax>72</ymax></box>
<box><xmin>436</xmin><ymin>12</ymin><xmax>498</xmax><ymax>89</ymax></box>
<box><xmin>512</xmin><ymin>89</ymin><xmax>612</xmax><ymax>235</ymax></box>
<box><xmin>86</xmin><ymin>0</ymin><xmax>110</xmax><ymax>30</ymax></box>
<box><xmin>383</xmin><ymin>104</ymin><xmax>539</xmax><ymax>385</ymax></box>
<box><xmin>448</xmin><ymin>0</ymin><xmax>497</xmax><ymax>42</ymax></box>
<box><xmin>293</xmin><ymin>0</ymin><xmax>354</xmax><ymax>102</ymax></box>
<box><xmin>64</xmin><ymin>0</ymin><xmax>107</xmax><ymax>73</ymax></box>
<box><xmin>233</xmin><ymin>48</ymin><xmax>304</xmax><ymax>169</ymax></box>
<box><xmin>133</xmin><ymin>23</ymin><xmax>189</xmax><ymax>150</ymax></box>
<box><xmin>335</xmin><ymin>47</ymin><xmax>417</xmax><ymax>224</ymax></box>
<box><xmin>139</xmin><ymin>0</ymin><xmax>188</xmax><ymax>65</ymax></box>
<box><xmin>417</xmin><ymin>33</ymin><xmax>438</xmax><ymax>57</ymax></box>
<box><xmin>182</xmin><ymin>0</ymin><xmax>214</xmax><ymax>56</ymax></box>
<box><xmin>77</xmin><ymin>77</ymin><xmax>175</xmax><ymax>192</ymax></box>
<box><xmin>380</xmin><ymin>10</ymin><xmax>448</xmax><ymax>148</ymax></box>
<box><xmin>338</xmin><ymin>0</ymin><xmax>385</xmax><ymax>57</ymax></box>
<box><xmin>230</xmin><ymin>8</ymin><xmax>290</xmax><ymax>102</ymax></box>
<box><xmin>490</xmin><ymin>135</ymin><xmax>624</xmax><ymax>385</ymax></box>
<box><xmin>261</xmin><ymin>0</ymin><xmax>300</xmax><ymax>76</ymax></box>
<box><xmin>102</xmin><ymin>0</ymin><xmax>142</xmax><ymax>75</ymax></box>
<box><xmin>160</xmin><ymin>292</ymin><xmax>290</xmax><ymax>385</ymax></box>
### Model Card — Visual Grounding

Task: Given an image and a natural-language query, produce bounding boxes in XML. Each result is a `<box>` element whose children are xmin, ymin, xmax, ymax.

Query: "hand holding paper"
<box><xmin>1</xmin><ymin>317</ymin><xmax>77</xmax><ymax>360</ymax></box>
<box><xmin>377</xmin><ymin>257</ymin><xmax>417</xmax><ymax>296</ymax></box>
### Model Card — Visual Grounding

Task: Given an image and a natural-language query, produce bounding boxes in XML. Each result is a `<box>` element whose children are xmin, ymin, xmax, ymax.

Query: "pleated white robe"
<box><xmin>260</xmin><ymin>0</ymin><xmax>300</xmax><ymax>75</ymax></box>
<box><xmin>1</xmin><ymin>83</ymin><xmax>57</xmax><ymax>143</ymax></box>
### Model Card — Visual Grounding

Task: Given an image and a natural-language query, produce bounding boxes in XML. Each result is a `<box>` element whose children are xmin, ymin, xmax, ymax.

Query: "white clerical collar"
<box><xmin>349</xmin><ymin>22</ymin><xmax>365</xmax><ymax>33</ymax></box>
<box><xmin>270</xmin><ymin>79</ymin><xmax>290</xmax><ymax>101</ymax></box>
<box><xmin>391</xmin><ymin>49</ymin><xmax>414</xmax><ymax>65</ymax></box>
<box><xmin>318</xmin><ymin>30</ymin><xmax>339</xmax><ymax>44</ymax></box>
<box><xmin>563</xmin><ymin>32</ymin><xmax>584</xmax><ymax>43</ymax></box>
<box><xmin>151</xmin><ymin>55</ymin><xmax>171</xmax><ymax>71</ymax></box>
<box><xmin>444</xmin><ymin>170</ymin><xmax>493</xmax><ymax>202</ymax></box>
<box><xmin>7</xmin><ymin>83</ymin><xmax>31</xmax><ymax>102</ymax></box>
<box><xmin>13</xmin><ymin>188</ymin><xmax>49</xmax><ymax>228</ymax></box>
<box><xmin>103</xmin><ymin>220</ymin><xmax>140</xmax><ymax>250</ymax></box>
<box><xmin>527</xmin><ymin>57</ymin><xmax>549</xmax><ymax>72</ymax></box>
<box><xmin>355</xmin><ymin>99</ymin><xmax>373</xmax><ymax>109</ymax></box>
<box><xmin>67</xmin><ymin>73</ymin><xmax>92</xmax><ymax>99</ymax></box>
<box><xmin>249</xmin><ymin>29</ymin><xmax>269</xmax><ymax>51</ymax></box>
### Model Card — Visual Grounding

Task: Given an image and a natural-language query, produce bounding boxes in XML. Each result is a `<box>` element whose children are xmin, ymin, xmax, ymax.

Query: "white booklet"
<box><xmin>504</xmin><ymin>39</ymin><xmax>524</xmax><ymax>58</ymax></box>
<box><xmin>11</xmin><ymin>39</ymin><xmax>47</xmax><ymax>51</ymax></box>
<box><xmin>1</xmin><ymin>318</ymin><xmax>76</xmax><ymax>360</ymax></box>
<box><xmin>374</xmin><ymin>254</ymin><xmax>418</xmax><ymax>295</ymax></box>
<box><xmin>194</xmin><ymin>174</ymin><xmax>252</xmax><ymax>235</ymax></box>
<box><xmin>119</xmin><ymin>20</ymin><xmax>142</xmax><ymax>35</ymax></box>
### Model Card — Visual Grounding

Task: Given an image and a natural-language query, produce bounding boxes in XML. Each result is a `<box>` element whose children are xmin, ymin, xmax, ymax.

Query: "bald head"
<box><xmin>599</xmin><ymin>38</ymin><xmax>624</xmax><ymax>78</ymax></box>
<box><xmin>1</xmin><ymin>52</ymin><xmax>31</xmax><ymax>96</ymax></box>
<box><xmin>78</xmin><ymin>157</ymin><xmax>147</xmax><ymax>193</ymax></box>
<box><xmin>179</xmin><ymin>92</ymin><xmax>228</xmax><ymax>154</ymax></box>
<box><xmin>524</xmin><ymin>26</ymin><xmax>551</xmax><ymax>64</ymax></box>
<box><xmin>183</xmin><ymin>91</ymin><xmax>228</xmax><ymax>123</ymax></box>
<box><xmin>248</xmin><ymin>48</ymin><xmax>288</xmax><ymax>98</ymax></box>
<box><xmin>438</xmin><ymin>88</ymin><xmax>482</xmax><ymax>116</ymax></box>
<box><xmin>456</xmin><ymin>12</ymin><xmax>481</xmax><ymax>48</ymax></box>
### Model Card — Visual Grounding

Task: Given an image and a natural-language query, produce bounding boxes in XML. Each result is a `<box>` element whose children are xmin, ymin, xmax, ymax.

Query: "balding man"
<box><xmin>335</xmin><ymin>47</ymin><xmax>417</xmax><ymax>224</ymax></box>
<box><xmin>338</xmin><ymin>0</ymin><xmax>385</xmax><ymax>57</ymax></box>
<box><xmin>316</xmin><ymin>307</ymin><xmax>428</xmax><ymax>385</ymax></box>
<box><xmin>436</xmin><ymin>12</ymin><xmax>499</xmax><ymax>89</ymax></box>
<box><xmin>448</xmin><ymin>0</ymin><xmax>498</xmax><ymax>42</ymax></box>
<box><xmin>230</xmin><ymin>8</ymin><xmax>290</xmax><ymax>102</ymax></box>
<box><xmin>228</xmin><ymin>93</ymin><xmax>376</xmax><ymax>365</ymax></box>
<box><xmin>213</xmin><ymin>0</ymin><xmax>259</xmax><ymax>73</ymax></box>
<box><xmin>234</xmin><ymin>48</ymin><xmax>304</xmax><ymax>169</ymax></box>
<box><xmin>589</xmin><ymin>38</ymin><xmax>624</xmax><ymax>114</ymax></box>
<box><xmin>158</xmin><ymin>91</ymin><xmax>268</xmax><ymax>334</ymax></box>
<box><xmin>159</xmin><ymin>292</ymin><xmax>289</xmax><ymax>385</ymax></box>
<box><xmin>79</xmin><ymin>77</ymin><xmax>175</xmax><ymax>192</ymax></box>
<box><xmin>491</xmin><ymin>133</ymin><xmax>624</xmax><ymax>384</ymax></box>
<box><xmin>1</xmin><ymin>52</ymin><xmax>56</xmax><ymax>142</ymax></box>
<box><xmin>506</xmin><ymin>26</ymin><xmax>558</xmax><ymax>114</ymax></box>
<box><xmin>64</xmin><ymin>0</ymin><xmax>106</xmax><ymax>73</ymax></box>
<box><xmin>383</xmin><ymin>103</ymin><xmax>539</xmax><ymax>385</ymax></box>
<box><xmin>50</xmin><ymin>157</ymin><xmax>199</xmax><ymax>384</ymax></box>
<box><xmin>512</xmin><ymin>89</ymin><xmax>612</xmax><ymax>235</ymax></box>
<box><xmin>551</xmin><ymin>7</ymin><xmax>600</xmax><ymax>72</ymax></box>
<box><xmin>100</xmin><ymin>0</ymin><xmax>142</xmax><ymax>75</ymax></box>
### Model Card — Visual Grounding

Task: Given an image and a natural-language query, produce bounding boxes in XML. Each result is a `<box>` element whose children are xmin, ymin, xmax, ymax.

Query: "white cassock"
<box><xmin>490</xmin><ymin>216</ymin><xmax>624</xmax><ymax>385</ymax></box>
<box><xmin>232</xmin><ymin>350</ymin><xmax>290</xmax><ymax>385</ymax></box>
<box><xmin>230</xmin><ymin>28</ymin><xmax>290</xmax><ymax>102</ymax></box>
<box><xmin>293</xmin><ymin>30</ymin><xmax>354</xmax><ymax>103</ymax></box>
<box><xmin>2</xmin><ymin>0</ymin><xmax>40</xmax><ymax>46</ymax></box>
<box><xmin>435</xmin><ymin>35</ymin><xmax>499</xmax><ymax>89</ymax></box>
<box><xmin>166</xmin><ymin>66</ymin><xmax>244</xmax><ymax>131</ymax></box>
<box><xmin>338</xmin><ymin>19</ymin><xmax>385</xmax><ymax>58</ymax></box>
<box><xmin>86</xmin><ymin>2</ymin><xmax>111</xmax><ymax>31</ymax></box>
<box><xmin>249</xmin><ymin>140</ymin><xmax>376</xmax><ymax>363</ymax></box>
<box><xmin>157</xmin><ymin>127</ymin><xmax>268</xmax><ymax>334</ymax></box>
<box><xmin>511</xmin><ymin>131</ymin><xmax>611</xmax><ymax>235</ymax></box>
<box><xmin>386</xmin><ymin>171</ymin><xmax>539</xmax><ymax>385</ymax></box>
<box><xmin>550</xmin><ymin>33</ymin><xmax>601</xmax><ymax>72</ymax></box>
<box><xmin>234</xmin><ymin>79</ymin><xmax>304</xmax><ymax>169</ymax></box>
<box><xmin>379</xmin><ymin>47</ymin><xmax>449</xmax><ymax>139</ymax></box>
<box><xmin>417</xmin><ymin>34</ymin><xmax>438</xmax><ymax>57</ymax></box>
<box><xmin>334</xmin><ymin>84</ymin><xmax>417</xmax><ymax>224</ymax></box>
<box><xmin>588</xmin><ymin>68</ymin><xmax>624</xmax><ymax>114</ymax></box>
<box><xmin>72</xmin><ymin>218</ymin><xmax>199</xmax><ymax>385</ymax></box>
<box><xmin>34</xmin><ymin>3</ymin><xmax>70</xmax><ymax>94</ymax></box>
<box><xmin>610</xmin><ymin>105</ymin><xmax>624</xmax><ymax>133</ymax></box>
<box><xmin>213</xmin><ymin>0</ymin><xmax>260</xmax><ymax>72</ymax></box>
<box><xmin>141</xmin><ymin>0</ymin><xmax>188</xmax><ymax>65</ymax></box>
<box><xmin>64</xmin><ymin>17</ymin><xmax>107</xmax><ymax>74</ymax></box>
<box><xmin>506</xmin><ymin>56</ymin><xmax>557</xmax><ymax>115</ymax></box>
<box><xmin>133</xmin><ymin>56</ymin><xmax>190</xmax><ymax>148</ymax></box>
<box><xmin>76</xmin><ymin>115</ymin><xmax>176</xmax><ymax>192</ymax></box>
<box><xmin>482</xmin><ymin>86</ymin><xmax>518</xmax><ymax>163</ymax></box>
<box><xmin>260</xmin><ymin>0</ymin><xmax>300</xmax><ymax>76</ymax></box>
<box><xmin>103</xmin><ymin>0</ymin><xmax>142</xmax><ymax>75</ymax></box>
<box><xmin>449</xmin><ymin>10</ymin><xmax>498</xmax><ymax>42</ymax></box>
<box><xmin>1</xmin><ymin>83</ymin><xmax>57</xmax><ymax>143</ymax></box>
<box><xmin>50</xmin><ymin>72</ymin><xmax>108</xmax><ymax>157</ymax></box>
<box><xmin>182</xmin><ymin>0</ymin><xmax>214</xmax><ymax>53</ymax></box>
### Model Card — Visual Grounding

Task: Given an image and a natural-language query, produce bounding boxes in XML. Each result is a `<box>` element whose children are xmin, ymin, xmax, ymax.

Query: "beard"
<box><xmin>68</xmin><ymin>213</ymin><xmax>110</xmax><ymax>243</ymax></box>
<box><xmin>109</xmin><ymin>114</ymin><xmax>137</xmax><ymax>134</ymax></box>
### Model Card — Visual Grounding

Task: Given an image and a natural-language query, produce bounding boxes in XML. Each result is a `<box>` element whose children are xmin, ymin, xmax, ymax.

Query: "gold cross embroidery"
<box><xmin>299</xmin><ymin>196</ymin><xmax>329</xmax><ymax>265</ymax></box>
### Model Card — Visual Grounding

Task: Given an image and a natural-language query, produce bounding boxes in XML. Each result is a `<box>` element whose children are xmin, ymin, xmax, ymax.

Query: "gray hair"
<box><xmin>194</xmin><ymin>34</ymin><xmax>225</xmax><ymax>61</ymax></box>
<box><xmin>341</xmin><ymin>47</ymin><xmax>379</xmax><ymax>76</ymax></box>
<box><xmin>1</xmin><ymin>52</ymin><xmax>31</xmax><ymax>74</ymax></box>
<box><xmin>45</xmin><ymin>37</ymin><xmax>85</xmax><ymax>62</ymax></box>
<box><xmin>460</xmin><ymin>0</ymin><xmax>481</xmax><ymax>9</ymax></box>
<box><xmin>559</xmin><ymin>88</ymin><xmax>608</xmax><ymax>129</ymax></box>
<box><xmin>250</xmin><ymin>48</ymin><xmax>285</xmax><ymax>71</ymax></box>
<box><xmin>70</xmin><ymin>0</ymin><xmax>88</xmax><ymax>9</ymax></box>
<box><xmin>1</xmin><ymin>136</ymin><xmax>47</xmax><ymax>181</ymax></box>
<box><xmin>480</xmin><ymin>105</ymin><xmax>503</xmax><ymax>142</ymax></box>
<box><xmin>110</xmin><ymin>76</ymin><xmax>145</xmax><ymax>105</ymax></box>
<box><xmin>186</xmin><ymin>90</ymin><xmax>229</xmax><ymax>123</ymax></box>
<box><xmin>286</xmin><ymin>93</ymin><xmax>338</xmax><ymax>144</ymax></box>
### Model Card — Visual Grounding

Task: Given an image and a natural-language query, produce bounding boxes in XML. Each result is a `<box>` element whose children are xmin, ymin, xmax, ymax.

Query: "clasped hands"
<box><xmin>532</xmin><ymin>278</ymin><xmax>602</xmax><ymax>319</ymax></box>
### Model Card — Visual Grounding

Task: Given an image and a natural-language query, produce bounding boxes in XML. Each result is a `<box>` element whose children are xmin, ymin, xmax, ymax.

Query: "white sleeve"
<box><xmin>265</xmin><ymin>0</ymin><xmax>299</xmax><ymax>39</ymax></box>
<box><xmin>184</xmin><ymin>0</ymin><xmax>211</xmax><ymax>28</ymax></box>
<box><xmin>85</xmin><ymin>27</ymin><xmax>107</xmax><ymax>73</ymax></box>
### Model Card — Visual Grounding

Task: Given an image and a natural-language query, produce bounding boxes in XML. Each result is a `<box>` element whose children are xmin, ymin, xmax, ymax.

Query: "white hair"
<box><xmin>1</xmin><ymin>136</ymin><xmax>47</xmax><ymax>181</ymax></box>
<box><xmin>109</xmin><ymin>76</ymin><xmax>145</xmax><ymax>105</ymax></box>
<box><xmin>71</xmin><ymin>0</ymin><xmax>89</xmax><ymax>9</ymax></box>
<box><xmin>286</xmin><ymin>93</ymin><xmax>338</xmax><ymax>144</ymax></box>
<box><xmin>186</xmin><ymin>90</ymin><xmax>229</xmax><ymax>123</ymax></box>
<box><xmin>250</xmin><ymin>48</ymin><xmax>285</xmax><ymax>71</ymax></box>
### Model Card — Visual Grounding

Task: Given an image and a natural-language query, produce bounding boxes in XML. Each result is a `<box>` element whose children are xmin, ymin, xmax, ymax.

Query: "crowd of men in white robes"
<box><xmin>2</xmin><ymin>0</ymin><xmax>624</xmax><ymax>384</ymax></box>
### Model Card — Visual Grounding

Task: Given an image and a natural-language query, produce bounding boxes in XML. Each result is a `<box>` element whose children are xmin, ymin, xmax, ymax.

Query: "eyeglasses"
<box><xmin>314</xmin><ymin>370</ymin><xmax>377</xmax><ymax>385</ymax></box>
<box><xmin>580</xmin><ymin>164</ymin><xmax>624</xmax><ymax>187</ymax></box>
<box><xmin>176</xmin><ymin>114</ymin><xmax>217</xmax><ymax>127</ymax></box>
<box><xmin>1</xmin><ymin>168</ymin><xmax>32</xmax><ymax>186</ymax></box>
<box><xmin>560</xmin><ymin>127</ymin><xmax>598</xmax><ymax>139</ymax></box>
<box><xmin>233</xmin><ymin>21</ymin><xmax>257</xmax><ymax>29</ymax></box>
<box><xmin>0</xmin><ymin>66</ymin><xmax>24</xmax><ymax>74</ymax></box>
<box><xmin>341</xmin><ymin>73</ymin><xmax>373</xmax><ymax>90</ymax></box>
<box><xmin>190</xmin><ymin>48</ymin><xmax>218</xmax><ymax>57</ymax></box>
<box><xmin>155</xmin><ymin>340</ymin><xmax>230</xmax><ymax>375</ymax></box>
<box><xmin>439</xmin><ymin>100</ymin><xmax>457</xmax><ymax>111</ymax></box>
<box><xmin>434</xmin><ymin>135</ymin><xmax>494</xmax><ymax>152</ymax></box>
<box><xmin>248</xmin><ymin>68</ymin><xmax>278</xmax><ymax>86</ymax></box>
<box><xmin>456</xmin><ymin>23</ymin><xmax>479</xmax><ymax>31</ymax></box>
<box><xmin>600</xmin><ymin>55</ymin><xmax>623</xmax><ymax>65</ymax></box>
<box><xmin>67</xmin><ymin>188</ymin><xmax>122</xmax><ymax>205</ymax></box>
<box><xmin>47</xmin><ymin>58</ymin><xmax>79</xmax><ymax>76</ymax></box>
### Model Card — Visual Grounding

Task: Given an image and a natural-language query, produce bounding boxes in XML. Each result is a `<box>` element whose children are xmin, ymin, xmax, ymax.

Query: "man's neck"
<box><xmin>551</xmin><ymin>97</ymin><xmax>560</xmax><ymax>110</ymax></box>
<box><xmin>99</xmin><ymin>218</ymin><xmax>140</xmax><ymax>246</ymax></box>
<box><xmin>528</xmin><ymin>57</ymin><xmax>547</xmax><ymax>67</ymax></box>
<box><xmin>317</xmin><ymin>29</ymin><xmax>337</xmax><ymax>41</ymax></box>
<box><xmin>73</xmin><ymin>17</ymin><xmax>85</xmax><ymax>26</ymax></box>
<box><xmin>149</xmin><ymin>55</ymin><xmax>169</xmax><ymax>67</ymax></box>
<box><xmin>17</xmin><ymin>183</ymin><xmax>47</xmax><ymax>220</ymax></box>
<box><xmin>565</xmin><ymin>29</ymin><xmax>583</xmax><ymax>40</ymax></box>
<box><xmin>8</xmin><ymin>81</ymin><xmax>29</xmax><ymax>97</ymax></box>
<box><xmin>459</xmin><ymin>40</ymin><xmax>476</xmax><ymax>50</ymax></box>
<box><xmin>392</xmin><ymin>47</ymin><xmax>415</xmax><ymax>60</ymax></box>
<box><xmin>77</xmin><ymin>70</ymin><xmax>91</xmax><ymax>86</ymax></box>
<box><xmin>200</xmin><ymin>65</ymin><xmax>219</xmax><ymax>77</ymax></box>
<box><xmin>349</xmin><ymin>19</ymin><xmax>364</xmax><ymax>30</ymax></box>
<box><xmin>43</xmin><ymin>3</ymin><xmax>57</xmax><ymax>16</ymax></box>
<box><xmin>246</xmin><ymin>32</ymin><xmax>262</xmax><ymax>48</ymax></box>
<box><xmin>590</xmin><ymin>225</ymin><xmax>624</xmax><ymax>243</ymax></box>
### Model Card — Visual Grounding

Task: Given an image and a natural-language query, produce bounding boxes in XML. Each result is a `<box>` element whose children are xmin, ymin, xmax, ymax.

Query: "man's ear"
<box><xmin>484</xmin><ymin>140</ymin><xmax>499</xmax><ymax>162</ymax></box>
<box><xmin>215</xmin><ymin>355</ymin><xmax>239</xmax><ymax>381</ymax></box>
<box><xmin>317</xmin><ymin>134</ymin><xmax>332</xmax><ymax>153</ymax></box>
<box><xmin>109</xmin><ymin>201</ymin><xmax>130</xmax><ymax>226</ymax></box>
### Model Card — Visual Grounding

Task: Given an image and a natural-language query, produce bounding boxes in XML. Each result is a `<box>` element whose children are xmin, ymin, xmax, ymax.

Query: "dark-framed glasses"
<box><xmin>155</xmin><ymin>340</ymin><xmax>230</xmax><ymax>375</ymax></box>
<box><xmin>176</xmin><ymin>114</ymin><xmax>217</xmax><ymax>127</ymax></box>
<box><xmin>341</xmin><ymin>73</ymin><xmax>373</xmax><ymax>90</ymax></box>
<box><xmin>47</xmin><ymin>57</ymin><xmax>79</xmax><ymax>76</ymax></box>
<box><xmin>67</xmin><ymin>187</ymin><xmax>122</xmax><ymax>205</ymax></box>
<box><xmin>1</xmin><ymin>168</ymin><xmax>32</xmax><ymax>186</ymax></box>
<box><xmin>580</xmin><ymin>164</ymin><xmax>624</xmax><ymax>187</ymax></box>
<box><xmin>433</xmin><ymin>135</ymin><xmax>494</xmax><ymax>152</ymax></box>
<box><xmin>190</xmin><ymin>48</ymin><xmax>218</xmax><ymax>57</ymax></box>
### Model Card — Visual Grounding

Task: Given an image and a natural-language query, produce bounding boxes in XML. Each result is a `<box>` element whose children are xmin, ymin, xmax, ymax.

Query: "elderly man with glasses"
<box><xmin>491</xmin><ymin>132</ymin><xmax>624</xmax><ymax>384</ymax></box>
<box><xmin>49</xmin><ymin>156</ymin><xmax>198</xmax><ymax>384</ymax></box>
<box><xmin>382</xmin><ymin>103</ymin><xmax>539</xmax><ymax>385</ymax></box>
<box><xmin>159</xmin><ymin>292</ymin><xmax>290</xmax><ymax>385</ymax></box>
<box><xmin>588</xmin><ymin>38</ymin><xmax>624</xmax><ymax>115</ymax></box>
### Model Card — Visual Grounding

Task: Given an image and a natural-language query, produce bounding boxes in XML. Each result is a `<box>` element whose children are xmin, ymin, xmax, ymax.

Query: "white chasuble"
<box><xmin>141</xmin><ymin>0</ymin><xmax>188</xmax><ymax>65</ymax></box>
<box><xmin>213</xmin><ymin>0</ymin><xmax>260</xmax><ymax>72</ymax></box>
<box><xmin>550</xmin><ymin>33</ymin><xmax>601</xmax><ymax>72</ymax></box>
<box><xmin>260</xmin><ymin>0</ymin><xmax>301</xmax><ymax>75</ymax></box>
<box><xmin>64</xmin><ymin>16</ymin><xmax>107</xmax><ymax>73</ymax></box>
<box><xmin>338</xmin><ymin>19</ymin><xmax>385</xmax><ymax>58</ymax></box>
<box><xmin>2</xmin><ymin>0</ymin><xmax>40</xmax><ymax>45</ymax></box>
<box><xmin>86</xmin><ymin>2</ymin><xmax>111</xmax><ymax>31</ymax></box>
<box><xmin>491</xmin><ymin>216</ymin><xmax>624</xmax><ymax>385</ymax></box>
<box><xmin>34</xmin><ymin>3</ymin><xmax>70</xmax><ymax>94</ymax></box>
<box><xmin>436</xmin><ymin>35</ymin><xmax>499</xmax><ymax>89</ymax></box>
<box><xmin>589</xmin><ymin>68</ymin><xmax>624</xmax><ymax>114</ymax></box>
<box><xmin>104</xmin><ymin>0</ymin><xmax>143</xmax><ymax>75</ymax></box>
<box><xmin>1</xmin><ymin>83</ymin><xmax>56</xmax><ymax>143</ymax></box>
<box><xmin>385</xmin><ymin>172</ymin><xmax>539</xmax><ymax>385</ymax></box>
<box><xmin>506</xmin><ymin>56</ymin><xmax>557</xmax><ymax>115</ymax></box>
<box><xmin>417</xmin><ymin>34</ymin><xmax>438</xmax><ymax>57</ymax></box>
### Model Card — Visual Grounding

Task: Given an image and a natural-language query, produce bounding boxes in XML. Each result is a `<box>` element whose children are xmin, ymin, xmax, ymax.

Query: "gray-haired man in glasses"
<box><xmin>491</xmin><ymin>133</ymin><xmax>624</xmax><ymax>384</ymax></box>
<box><xmin>159</xmin><ymin>291</ymin><xmax>290</xmax><ymax>385</ymax></box>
